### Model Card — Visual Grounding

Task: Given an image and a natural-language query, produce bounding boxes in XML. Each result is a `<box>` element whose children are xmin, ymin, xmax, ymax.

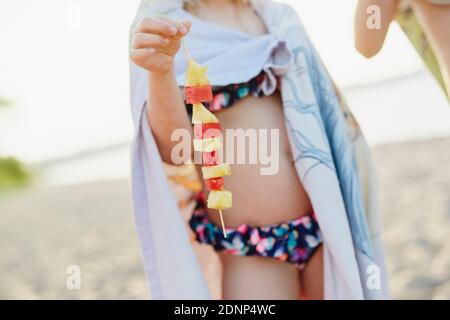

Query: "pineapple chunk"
<box><xmin>186</xmin><ymin>59</ymin><xmax>210</xmax><ymax>86</ymax></box>
<box><xmin>202</xmin><ymin>164</ymin><xmax>231</xmax><ymax>179</ymax></box>
<box><xmin>192</xmin><ymin>103</ymin><xmax>218</xmax><ymax>124</ymax></box>
<box><xmin>207</xmin><ymin>190</ymin><xmax>232</xmax><ymax>210</ymax></box>
<box><xmin>193</xmin><ymin>137</ymin><xmax>221</xmax><ymax>152</ymax></box>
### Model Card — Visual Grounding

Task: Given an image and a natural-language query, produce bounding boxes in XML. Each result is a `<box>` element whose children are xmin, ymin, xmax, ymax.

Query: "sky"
<box><xmin>0</xmin><ymin>0</ymin><xmax>448</xmax><ymax>165</ymax></box>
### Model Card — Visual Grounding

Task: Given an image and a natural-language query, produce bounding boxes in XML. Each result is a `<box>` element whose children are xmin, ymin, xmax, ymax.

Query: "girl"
<box><xmin>129</xmin><ymin>0</ymin><xmax>389</xmax><ymax>300</ymax></box>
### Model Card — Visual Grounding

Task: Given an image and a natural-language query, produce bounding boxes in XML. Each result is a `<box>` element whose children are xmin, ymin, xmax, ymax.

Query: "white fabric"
<box><xmin>174</xmin><ymin>10</ymin><xmax>292</xmax><ymax>88</ymax></box>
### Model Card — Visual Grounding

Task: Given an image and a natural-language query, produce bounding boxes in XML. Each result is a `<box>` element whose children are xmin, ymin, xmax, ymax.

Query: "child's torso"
<box><xmin>209</xmin><ymin>93</ymin><xmax>313</xmax><ymax>227</ymax></box>
<box><xmin>187</xmin><ymin>3</ymin><xmax>313</xmax><ymax>226</ymax></box>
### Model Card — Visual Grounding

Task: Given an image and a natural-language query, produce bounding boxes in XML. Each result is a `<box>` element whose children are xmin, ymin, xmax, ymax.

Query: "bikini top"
<box><xmin>185</xmin><ymin>71</ymin><xmax>279</xmax><ymax>116</ymax></box>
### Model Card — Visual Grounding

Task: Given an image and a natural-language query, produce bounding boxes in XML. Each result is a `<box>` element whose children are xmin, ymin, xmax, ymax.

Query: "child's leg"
<box><xmin>219</xmin><ymin>253</ymin><xmax>300</xmax><ymax>300</ymax></box>
<box><xmin>299</xmin><ymin>245</ymin><xmax>324</xmax><ymax>300</ymax></box>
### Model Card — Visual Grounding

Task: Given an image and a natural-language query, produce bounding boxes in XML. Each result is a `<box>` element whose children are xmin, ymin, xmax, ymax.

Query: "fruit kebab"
<box><xmin>183</xmin><ymin>50</ymin><xmax>232</xmax><ymax>238</ymax></box>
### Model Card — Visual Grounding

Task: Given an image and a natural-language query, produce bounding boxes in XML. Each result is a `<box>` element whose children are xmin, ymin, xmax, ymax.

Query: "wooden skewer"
<box><xmin>219</xmin><ymin>209</ymin><xmax>227</xmax><ymax>238</ymax></box>
<box><xmin>182</xmin><ymin>38</ymin><xmax>190</xmax><ymax>62</ymax></box>
<box><xmin>183</xmin><ymin>38</ymin><xmax>227</xmax><ymax>239</ymax></box>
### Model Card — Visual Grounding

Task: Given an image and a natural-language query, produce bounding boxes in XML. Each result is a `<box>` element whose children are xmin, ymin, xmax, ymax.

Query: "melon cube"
<box><xmin>205</xmin><ymin>177</ymin><xmax>224</xmax><ymax>191</ymax></box>
<box><xmin>193</xmin><ymin>137</ymin><xmax>221</xmax><ymax>152</ymax></box>
<box><xmin>192</xmin><ymin>103</ymin><xmax>218</xmax><ymax>124</ymax></box>
<box><xmin>202</xmin><ymin>164</ymin><xmax>231</xmax><ymax>179</ymax></box>
<box><xmin>185</xmin><ymin>85</ymin><xmax>213</xmax><ymax>104</ymax></box>
<box><xmin>202</xmin><ymin>151</ymin><xmax>220</xmax><ymax>166</ymax></box>
<box><xmin>207</xmin><ymin>190</ymin><xmax>232</xmax><ymax>210</ymax></box>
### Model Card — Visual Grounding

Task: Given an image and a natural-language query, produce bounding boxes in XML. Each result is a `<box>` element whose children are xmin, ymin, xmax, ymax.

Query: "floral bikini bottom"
<box><xmin>189</xmin><ymin>192</ymin><xmax>323</xmax><ymax>269</ymax></box>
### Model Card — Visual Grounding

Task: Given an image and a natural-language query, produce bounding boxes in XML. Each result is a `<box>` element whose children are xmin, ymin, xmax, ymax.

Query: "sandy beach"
<box><xmin>374</xmin><ymin>137</ymin><xmax>450</xmax><ymax>299</ymax></box>
<box><xmin>0</xmin><ymin>137</ymin><xmax>449</xmax><ymax>299</ymax></box>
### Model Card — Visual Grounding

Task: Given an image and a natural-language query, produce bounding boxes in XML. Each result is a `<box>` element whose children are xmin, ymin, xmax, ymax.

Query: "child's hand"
<box><xmin>130</xmin><ymin>17</ymin><xmax>191</xmax><ymax>75</ymax></box>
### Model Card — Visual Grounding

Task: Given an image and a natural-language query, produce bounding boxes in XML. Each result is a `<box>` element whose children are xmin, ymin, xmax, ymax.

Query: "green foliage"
<box><xmin>0</xmin><ymin>96</ymin><xmax>31</xmax><ymax>191</ymax></box>
<box><xmin>0</xmin><ymin>157</ymin><xmax>31</xmax><ymax>191</ymax></box>
<box><xmin>0</xmin><ymin>97</ymin><xmax>12</xmax><ymax>108</ymax></box>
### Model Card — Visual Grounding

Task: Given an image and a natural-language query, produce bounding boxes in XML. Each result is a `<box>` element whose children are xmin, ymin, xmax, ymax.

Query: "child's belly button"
<box><xmin>207</xmin><ymin>153</ymin><xmax>312</xmax><ymax>228</ymax></box>
<box><xmin>206</xmin><ymin>95</ymin><xmax>312</xmax><ymax>227</ymax></box>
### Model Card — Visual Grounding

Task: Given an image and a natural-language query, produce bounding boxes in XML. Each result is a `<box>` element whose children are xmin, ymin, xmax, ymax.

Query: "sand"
<box><xmin>373</xmin><ymin>137</ymin><xmax>450</xmax><ymax>299</ymax></box>
<box><xmin>0</xmin><ymin>180</ymin><xmax>147</xmax><ymax>299</ymax></box>
<box><xmin>0</xmin><ymin>137</ymin><xmax>449</xmax><ymax>299</ymax></box>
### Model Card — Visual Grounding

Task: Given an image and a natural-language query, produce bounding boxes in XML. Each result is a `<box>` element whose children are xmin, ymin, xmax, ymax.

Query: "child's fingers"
<box><xmin>157</xmin><ymin>16</ymin><xmax>192</xmax><ymax>39</ymax></box>
<box><xmin>157</xmin><ymin>16</ymin><xmax>188</xmax><ymax>34</ymax></box>
<box><xmin>129</xmin><ymin>48</ymin><xmax>156</xmax><ymax>61</ymax></box>
<box><xmin>132</xmin><ymin>33</ymin><xmax>170</xmax><ymax>49</ymax></box>
<box><xmin>136</xmin><ymin>17</ymin><xmax>179</xmax><ymax>37</ymax></box>
<box><xmin>181</xmin><ymin>20</ymin><xmax>192</xmax><ymax>34</ymax></box>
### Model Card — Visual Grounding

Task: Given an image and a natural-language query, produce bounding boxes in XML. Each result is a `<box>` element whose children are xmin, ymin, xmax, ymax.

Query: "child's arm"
<box><xmin>130</xmin><ymin>16</ymin><xmax>192</xmax><ymax>164</ymax></box>
<box><xmin>354</xmin><ymin>0</ymin><xmax>400</xmax><ymax>58</ymax></box>
<box><xmin>409</xmin><ymin>0</ymin><xmax>450</xmax><ymax>98</ymax></box>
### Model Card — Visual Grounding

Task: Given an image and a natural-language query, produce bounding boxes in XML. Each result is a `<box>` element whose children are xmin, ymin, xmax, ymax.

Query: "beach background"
<box><xmin>0</xmin><ymin>0</ymin><xmax>449</xmax><ymax>299</ymax></box>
